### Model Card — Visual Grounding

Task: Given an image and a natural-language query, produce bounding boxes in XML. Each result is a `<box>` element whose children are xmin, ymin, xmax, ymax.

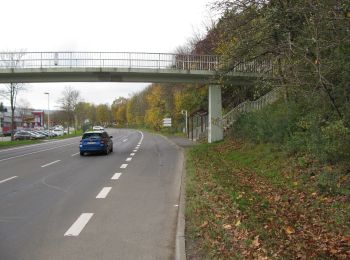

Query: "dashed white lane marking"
<box><xmin>120</xmin><ymin>164</ymin><xmax>128</xmax><ymax>169</ymax></box>
<box><xmin>122</xmin><ymin>139</ymin><xmax>128</xmax><ymax>143</ymax></box>
<box><xmin>71</xmin><ymin>152</ymin><xmax>79</xmax><ymax>156</ymax></box>
<box><xmin>96</xmin><ymin>187</ymin><xmax>112</xmax><ymax>199</ymax></box>
<box><xmin>0</xmin><ymin>176</ymin><xmax>18</xmax><ymax>184</ymax></box>
<box><xmin>41</xmin><ymin>160</ymin><xmax>61</xmax><ymax>168</ymax></box>
<box><xmin>126</xmin><ymin>157</ymin><xmax>132</xmax><ymax>162</ymax></box>
<box><xmin>130</xmin><ymin>153</ymin><xmax>135</xmax><ymax>156</ymax></box>
<box><xmin>111</xmin><ymin>172</ymin><xmax>122</xmax><ymax>180</ymax></box>
<box><xmin>133</xmin><ymin>150</ymin><xmax>137</xmax><ymax>152</ymax></box>
<box><xmin>64</xmin><ymin>213</ymin><xmax>94</xmax><ymax>237</ymax></box>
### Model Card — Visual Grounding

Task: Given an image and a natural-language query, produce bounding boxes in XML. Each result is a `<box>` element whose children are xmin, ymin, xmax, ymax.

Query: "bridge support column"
<box><xmin>208</xmin><ymin>85</ymin><xmax>223</xmax><ymax>143</ymax></box>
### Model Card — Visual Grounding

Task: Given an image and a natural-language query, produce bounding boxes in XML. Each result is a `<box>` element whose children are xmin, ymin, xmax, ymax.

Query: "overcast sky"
<box><xmin>0</xmin><ymin>0</ymin><xmax>216</xmax><ymax>110</ymax></box>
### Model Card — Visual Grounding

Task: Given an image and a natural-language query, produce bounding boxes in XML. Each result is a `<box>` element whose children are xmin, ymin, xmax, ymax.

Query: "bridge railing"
<box><xmin>0</xmin><ymin>51</ymin><xmax>274</xmax><ymax>74</ymax></box>
<box><xmin>0</xmin><ymin>52</ymin><xmax>219</xmax><ymax>71</ymax></box>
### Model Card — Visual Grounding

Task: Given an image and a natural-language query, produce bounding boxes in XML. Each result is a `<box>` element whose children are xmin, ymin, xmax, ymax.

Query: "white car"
<box><xmin>52</xmin><ymin>129</ymin><xmax>64</xmax><ymax>136</ymax></box>
<box><xmin>93</xmin><ymin>126</ymin><xmax>104</xmax><ymax>131</ymax></box>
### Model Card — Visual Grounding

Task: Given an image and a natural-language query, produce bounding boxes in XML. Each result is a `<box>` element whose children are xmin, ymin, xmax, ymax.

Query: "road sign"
<box><xmin>163</xmin><ymin>118</ymin><xmax>172</xmax><ymax>127</ymax></box>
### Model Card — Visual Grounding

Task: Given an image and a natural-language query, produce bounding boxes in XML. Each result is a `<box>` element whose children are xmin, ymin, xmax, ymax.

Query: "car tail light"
<box><xmin>100</xmin><ymin>140</ymin><xmax>106</xmax><ymax>144</ymax></box>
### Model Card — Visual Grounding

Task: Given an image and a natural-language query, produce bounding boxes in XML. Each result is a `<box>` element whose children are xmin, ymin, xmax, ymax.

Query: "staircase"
<box><xmin>222</xmin><ymin>87</ymin><xmax>283</xmax><ymax>132</ymax></box>
<box><xmin>187</xmin><ymin>87</ymin><xmax>283</xmax><ymax>141</ymax></box>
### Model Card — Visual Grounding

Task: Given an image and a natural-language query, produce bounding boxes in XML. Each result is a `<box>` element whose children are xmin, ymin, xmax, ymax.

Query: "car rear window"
<box><xmin>82</xmin><ymin>133</ymin><xmax>103</xmax><ymax>139</ymax></box>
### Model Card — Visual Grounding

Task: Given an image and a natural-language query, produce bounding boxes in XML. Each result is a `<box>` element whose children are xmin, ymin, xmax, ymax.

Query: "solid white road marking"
<box><xmin>130</xmin><ymin>153</ymin><xmax>135</xmax><ymax>156</ymax></box>
<box><xmin>111</xmin><ymin>172</ymin><xmax>122</xmax><ymax>180</ymax></box>
<box><xmin>138</xmin><ymin>131</ymin><xmax>144</xmax><ymax>143</ymax></box>
<box><xmin>0</xmin><ymin>138</ymin><xmax>79</xmax><ymax>153</ymax></box>
<box><xmin>126</xmin><ymin>157</ymin><xmax>132</xmax><ymax>162</ymax></box>
<box><xmin>41</xmin><ymin>160</ymin><xmax>61</xmax><ymax>168</ymax></box>
<box><xmin>96</xmin><ymin>187</ymin><xmax>112</xmax><ymax>199</ymax></box>
<box><xmin>0</xmin><ymin>143</ymin><xmax>74</xmax><ymax>163</ymax></box>
<box><xmin>64</xmin><ymin>213</ymin><xmax>94</xmax><ymax>237</ymax></box>
<box><xmin>120</xmin><ymin>164</ymin><xmax>128</xmax><ymax>169</ymax></box>
<box><xmin>0</xmin><ymin>176</ymin><xmax>18</xmax><ymax>184</ymax></box>
<box><xmin>71</xmin><ymin>152</ymin><xmax>79</xmax><ymax>156</ymax></box>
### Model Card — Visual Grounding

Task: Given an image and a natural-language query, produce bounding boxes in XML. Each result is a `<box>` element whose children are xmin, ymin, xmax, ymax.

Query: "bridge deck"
<box><xmin>0</xmin><ymin>67</ymin><xmax>261</xmax><ymax>84</ymax></box>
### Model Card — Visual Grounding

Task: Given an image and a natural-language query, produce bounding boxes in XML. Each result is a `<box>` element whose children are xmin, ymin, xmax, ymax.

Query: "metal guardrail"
<box><xmin>222</xmin><ymin>87</ymin><xmax>283</xmax><ymax>130</ymax></box>
<box><xmin>0</xmin><ymin>52</ymin><xmax>274</xmax><ymax>74</ymax></box>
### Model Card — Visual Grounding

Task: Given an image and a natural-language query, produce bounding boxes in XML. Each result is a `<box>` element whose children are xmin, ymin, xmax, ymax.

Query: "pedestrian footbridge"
<box><xmin>0</xmin><ymin>51</ymin><xmax>274</xmax><ymax>142</ymax></box>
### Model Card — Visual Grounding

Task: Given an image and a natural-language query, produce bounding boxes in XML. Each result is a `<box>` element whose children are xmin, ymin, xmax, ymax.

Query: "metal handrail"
<box><xmin>0</xmin><ymin>51</ymin><xmax>273</xmax><ymax>74</ymax></box>
<box><xmin>222</xmin><ymin>87</ymin><xmax>283</xmax><ymax>130</ymax></box>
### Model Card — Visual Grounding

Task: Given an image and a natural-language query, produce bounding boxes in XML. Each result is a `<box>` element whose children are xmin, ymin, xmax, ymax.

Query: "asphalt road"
<box><xmin>0</xmin><ymin>129</ymin><xmax>184</xmax><ymax>260</ymax></box>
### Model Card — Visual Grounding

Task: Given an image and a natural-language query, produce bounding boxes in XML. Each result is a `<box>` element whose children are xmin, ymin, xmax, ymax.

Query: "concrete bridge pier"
<box><xmin>208</xmin><ymin>85</ymin><xmax>223</xmax><ymax>143</ymax></box>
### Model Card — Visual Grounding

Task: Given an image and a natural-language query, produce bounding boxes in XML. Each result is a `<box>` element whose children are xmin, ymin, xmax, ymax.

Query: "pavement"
<box><xmin>0</xmin><ymin>129</ymin><xmax>193</xmax><ymax>260</ymax></box>
<box><xmin>165</xmin><ymin>135</ymin><xmax>196</xmax><ymax>260</ymax></box>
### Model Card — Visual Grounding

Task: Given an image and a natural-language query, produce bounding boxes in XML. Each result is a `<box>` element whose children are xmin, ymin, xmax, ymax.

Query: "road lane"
<box><xmin>0</xmin><ymin>129</ymin><xmax>139</xmax><ymax>258</ymax></box>
<box><xmin>0</xmin><ymin>129</ymin><xmax>183</xmax><ymax>260</ymax></box>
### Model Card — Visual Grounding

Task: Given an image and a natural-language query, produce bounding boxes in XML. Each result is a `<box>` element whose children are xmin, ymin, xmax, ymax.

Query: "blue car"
<box><xmin>79</xmin><ymin>131</ymin><xmax>113</xmax><ymax>156</ymax></box>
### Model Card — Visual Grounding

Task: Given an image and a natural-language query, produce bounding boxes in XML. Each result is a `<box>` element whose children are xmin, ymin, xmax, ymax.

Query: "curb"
<box><xmin>158</xmin><ymin>135</ymin><xmax>187</xmax><ymax>260</ymax></box>
<box><xmin>175</xmin><ymin>150</ymin><xmax>187</xmax><ymax>260</ymax></box>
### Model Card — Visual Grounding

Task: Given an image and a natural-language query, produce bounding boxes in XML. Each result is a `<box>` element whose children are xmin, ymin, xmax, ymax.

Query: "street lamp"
<box><xmin>181</xmin><ymin>110</ymin><xmax>188</xmax><ymax>136</ymax></box>
<box><xmin>44</xmin><ymin>92</ymin><xmax>50</xmax><ymax>132</ymax></box>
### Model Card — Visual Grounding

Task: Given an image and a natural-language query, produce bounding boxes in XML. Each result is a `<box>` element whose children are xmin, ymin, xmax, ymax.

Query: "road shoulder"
<box><xmin>160</xmin><ymin>135</ymin><xmax>196</xmax><ymax>260</ymax></box>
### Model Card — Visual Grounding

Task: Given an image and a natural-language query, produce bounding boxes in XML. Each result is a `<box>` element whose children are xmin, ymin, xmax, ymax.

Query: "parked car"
<box><xmin>92</xmin><ymin>126</ymin><xmax>104</xmax><ymax>131</ymax></box>
<box><xmin>14</xmin><ymin>130</ymin><xmax>44</xmax><ymax>140</ymax></box>
<box><xmin>52</xmin><ymin>128</ymin><xmax>64</xmax><ymax>136</ymax></box>
<box><xmin>30</xmin><ymin>131</ymin><xmax>46</xmax><ymax>139</ymax></box>
<box><xmin>79</xmin><ymin>131</ymin><xmax>113</xmax><ymax>156</ymax></box>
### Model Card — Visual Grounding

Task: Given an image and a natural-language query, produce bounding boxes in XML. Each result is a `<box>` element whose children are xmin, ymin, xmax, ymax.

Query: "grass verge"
<box><xmin>0</xmin><ymin>130</ymin><xmax>83</xmax><ymax>150</ymax></box>
<box><xmin>185</xmin><ymin>139</ymin><xmax>350</xmax><ymax>259</ymax></box>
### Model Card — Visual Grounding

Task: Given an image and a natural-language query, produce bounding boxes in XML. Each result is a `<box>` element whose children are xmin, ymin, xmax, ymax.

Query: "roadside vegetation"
<box><xmin>186</xmin><ymin>140</ymin><xmax>349</xmax><ymax>259</ymax></box>
<box><xmin>0</xmin><ymin>139</ymin><xmax>42</xmax><ymax>149</ymax></box>
<box><xmin>183</xmin><ymin>0</ymin><xmax>350</xmax><ymax>259</ymax></box>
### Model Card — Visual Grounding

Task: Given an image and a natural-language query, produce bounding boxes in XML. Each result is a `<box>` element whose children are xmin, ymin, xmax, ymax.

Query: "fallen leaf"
<box><xmin>200</xmin><ymin>221</ymin><xmax>208</xmax><ymax>228</ymax></box>
<box><xmin>223</xmin><ymin>224</ymin><xmax>232</xmax><ymax>230</ymax></box>
<box><xmin>235</xmin><ymin>220</ymin><xmax>241</xmax><ymax>227</ymax></box>
<box><xmin>252</xmin><ymin>235</ymin><xmax>260</xmax><ymax>247</ymax></box>
<box><xmin>274</xmin><ymin>195</ymin><xmax>281</xmax><ymax>202</ymax></box>
<box><xmin>285</xmin><ymin>226</ymin><xmax>295</xmax><ymax>235</ymax></box>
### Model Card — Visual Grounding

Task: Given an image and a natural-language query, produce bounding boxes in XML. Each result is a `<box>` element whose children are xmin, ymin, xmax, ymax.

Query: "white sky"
<box><xmin>0</xmin><ymin>0</ymin><xmax>216</xmax><ymax>110</ymax></box>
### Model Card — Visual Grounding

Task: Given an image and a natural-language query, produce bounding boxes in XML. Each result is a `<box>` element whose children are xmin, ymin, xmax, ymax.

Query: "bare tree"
<box><xmin>0</xmin><ymin>51</ymin><xmax>28</xmax><ymax>140</ymax></box>
<box><xmin>58</xmin><ymin>86</ymin><xmax>81</xmax><ymax>134</ymax></box>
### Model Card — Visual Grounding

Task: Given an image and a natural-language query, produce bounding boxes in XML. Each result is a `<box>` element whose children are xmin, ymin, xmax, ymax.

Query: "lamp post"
<box><xmin>44</xmin><ymin>92</ymin><xmax>50</xmax><ymax>132</ymax></box>
<box><xmin>181</xmin><ymin>110</ymin><xmax>188</xmax><ymax>136</ymax></box>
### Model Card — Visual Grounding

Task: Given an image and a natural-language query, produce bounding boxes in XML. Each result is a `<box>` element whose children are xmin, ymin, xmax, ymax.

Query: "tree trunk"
<box><xmin>11</xmin><ymin>106</ymin><xmax>15</xmax><ymax>141</ymax></box>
